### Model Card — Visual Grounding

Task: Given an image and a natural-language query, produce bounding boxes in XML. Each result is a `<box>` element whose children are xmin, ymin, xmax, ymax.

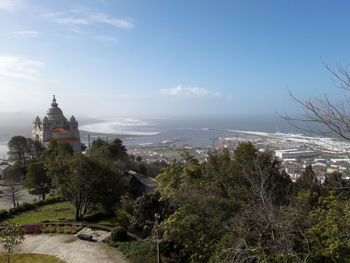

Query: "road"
<box><xmin>132</xmin><ymin>172</ymin><xmax>160</xmax><ymax>193</ymax></box>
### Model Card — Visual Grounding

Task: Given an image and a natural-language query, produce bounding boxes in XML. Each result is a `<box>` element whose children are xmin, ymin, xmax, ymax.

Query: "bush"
<box><xmin>116</xmin><ymin>241</ymin><xmax>153</xmax><ymax>258</ymax></box>
<box><xmin>111</xmin><ymin>226</ymin><xmax>128</xmax><ymax>242</ymax></box>
<box><xmin>83</xmin><ymin>212</ymin><xmax>107</xmax><ymax>222</ymax></box>
<box><xmin>36</xmin><ymin>196</ymin><xmax>62</xmax><ymax>206</ymax></box>
<box><xmin>0</xmin><ymin>210</ymin><xmax>8</xmax><ymax>220</ymax></box>
<box><xmin>22</xmin><ymin>224</ymin><xmax>41</xmax><ymax>234</ymax></box>
<box><xmin>6</xmin><ymin>197</ymin><xmax>63</xmax><ymax>217</ymax></box>
<box><xmin>82</xmin><ymin>224</ymin><xmax>112</xmax><ymax>231</ymax></box>
<box><xmin>41</xmin><ymin>223</ymin><xmax>83</xmax><ymax>234</ymax></box>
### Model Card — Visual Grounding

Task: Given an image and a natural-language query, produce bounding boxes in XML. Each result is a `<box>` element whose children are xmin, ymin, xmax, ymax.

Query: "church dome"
<box><xmin>46</xmin><ymin>95</ymin><xmax>66</xmax><ymax>121</ymax></box>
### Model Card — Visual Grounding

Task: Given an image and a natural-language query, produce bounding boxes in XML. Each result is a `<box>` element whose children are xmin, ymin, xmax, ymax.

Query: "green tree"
<box><xmin>53</xmin><ymin>154</ymin><xmax>126</xmax><ymax>221</ymax></box>
<box><xmin>131</xmin><ymin>192</ymin><xmax>168</xmax><ymax>237</ymax></box>
<box><xmin>7</xmin><ymin>136</ymin><xmax>44</xmax><ymax>163</ymax></box>
<box><xmin>0</xmin><ymin>222</ymin><xmax>25</xmax><ymax>263</ymax></box>
<box><xmin>88</xmin><ymin>138</ymin><xmax>128</xmax><ymax>162</ymax></box>
<box><xmin>24</xmin><ymin>161</ymin><xmax>51</xmax><ymax>200</ymax></box>
<box><xmin>157</xmin><ymin>143</ymin><xmax>295</xmax><ymax>263</ymax></box>
<box><xmin>26</xmin><ymin>138</ymin><xmax>44</xmax><ymax>160</ymax></box>
<box><xmin>307</xmin><ymin>194</ymin><xmax>350</xmax><ymax>263</ymax></box>
<box><xmin>7</xmin><ymin>136</ymin><xmax>28</xmax><ymax>164</ymax></box>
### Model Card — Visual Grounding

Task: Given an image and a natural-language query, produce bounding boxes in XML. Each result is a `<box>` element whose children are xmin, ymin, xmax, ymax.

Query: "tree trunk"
<box><xmin>75</xmin><ymin>208</ymin><xmax>81</xmax><ymax>221</ymax></box>
<box><xmin>11</xmin><ymin>188</ymin><xmax>16</xmax><ymax>208</ymax></box>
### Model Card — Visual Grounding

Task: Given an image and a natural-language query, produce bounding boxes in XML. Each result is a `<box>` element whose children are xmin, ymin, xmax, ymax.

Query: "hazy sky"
<box><xmin>0</xmin><ymin>0</ymin><xmax>349</xmax><ymax>118</ymax></box>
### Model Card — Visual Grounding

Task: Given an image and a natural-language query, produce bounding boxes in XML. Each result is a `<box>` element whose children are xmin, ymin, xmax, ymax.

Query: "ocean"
<box><xmin>0</xmin><ymin>115</ymin><xmax>299</xmax><ymax>158</ymax></box>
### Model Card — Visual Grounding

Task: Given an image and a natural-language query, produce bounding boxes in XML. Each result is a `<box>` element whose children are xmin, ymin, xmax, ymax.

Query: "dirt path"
<box><xmin>4</xmin><ymin>234</ymin><xmax>128</xmax><ymax>263</ymax></box>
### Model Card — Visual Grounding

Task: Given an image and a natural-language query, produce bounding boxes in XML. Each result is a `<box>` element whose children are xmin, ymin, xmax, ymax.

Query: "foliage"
<box><xmin>106</xmin><ymin>240</ymin><xmax>156</xmax><ymax>263</ymax></box>
<box><xmin>0</xmin><ymin>210</ymin><xmax>9</xmax><ymax>221</ymax></box>
<box><xmin>24</xmin><ymin>161</ymin><xmax>52</xmax><ymax>200</ymax></box>
<box><xmin>49</xmin><ymin>154</ymin><xmax>126</xmax><ymax>221</ymax></box>
<box><xmin>0</xmin><ymin>222</ymin><xmax>25</xmax><ymax>263</ymax></box>
<box><xmin>7</xmin><ymin>136</ymin><xmax>43</xmax><ymax>164</ymax></box>
<box><xmin>7</xmin><ymin>136</ymin><xmax>30</xmax><ymax>164</ymax></box>
<box><xmin>307</xmin><ymin>194</ymin><xmax>350</xmax><ymax>263</ymax></box>
<box><xmin>130</xmin><ymin>192</ymin><xmax>168</xmax><ymax>237</ymax></box>
<box><xmin>111</xmin><ymin>226</ymin><xmax>128</xmax><ymax>242</ymax></box>
<box><xmin>22</xmin><ymin>224</ymin><xmax>42</xmax><ymax>234</ymax></box>
<box><xmin>2</xmin><ymin>164</ymin><xmax>26</xmax><ymax>182</ymax></box>
<box><xmin>155</xmin><ymin>143</ymin><xmax>301</xmax><ymax>263</ymax></box>
<box><xmin>88</xmin><ymin>138</ymin><xmax>128</xmax><ymax>163</ymax></box>
<box><xmin>41</xmin><ymin>224</ymin><xmax>83</xmax><ymax>234</ymax></box>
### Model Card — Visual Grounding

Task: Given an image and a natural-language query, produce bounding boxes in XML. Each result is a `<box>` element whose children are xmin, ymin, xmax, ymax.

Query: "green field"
<box><xmin>0</xmin><ymin>253</ymin><xmax>67</xmax><ymax>263</ymax></box>
<box><xmin>3</xmin><ymin>202</ymin><xmax>75</xmax><ymax>224</ymax></box>
<box><xmin>157</xmin><ymin>149</ymin><xmax>204</xmax><ymax>160</ymax></box>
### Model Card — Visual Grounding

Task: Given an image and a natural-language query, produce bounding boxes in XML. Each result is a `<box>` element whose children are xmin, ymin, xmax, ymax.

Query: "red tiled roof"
<box><xmin>52</xmin><ymin>127</ymin><xmax>71</xmax><ymax>132</ymax></box>
<box><xmin>47</xmin><ymin>137</ymin><xmax>79</xmax><ymax>142</ymax></box>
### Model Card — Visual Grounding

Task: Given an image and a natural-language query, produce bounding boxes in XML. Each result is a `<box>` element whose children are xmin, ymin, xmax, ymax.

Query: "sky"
<box><xmin>0</xmin><ymin>0</ymin><xmax>350</xmax><ymax>118</ymax></box>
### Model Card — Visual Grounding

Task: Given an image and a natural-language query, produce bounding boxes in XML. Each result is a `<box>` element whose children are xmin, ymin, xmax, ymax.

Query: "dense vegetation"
<box><xmin>6</xmin><ymin>135</ymin><xmax>350</xmax><ymax>263</ymax></box>
<box><xmin>133</xmin><ymin>142</ymin><xmax>349</xmax><ymax>263</ymax></box>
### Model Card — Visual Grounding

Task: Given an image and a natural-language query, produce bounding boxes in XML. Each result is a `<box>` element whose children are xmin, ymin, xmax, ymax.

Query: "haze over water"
<box><xmin>0</xmin><ymin>114</ymin><xmax>300</xmax><ymax>158</ymax></box>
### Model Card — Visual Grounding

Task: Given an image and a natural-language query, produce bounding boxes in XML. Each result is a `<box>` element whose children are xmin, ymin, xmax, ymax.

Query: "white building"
<box><xmin>32</xmin><ymin>96</ymin><xmax>81</xmax><ymax>152</ymax></box>
<box><xmin>275</xmin><ymin>149</ymin><xmax>317</xmax><ymax>160</ymax></box>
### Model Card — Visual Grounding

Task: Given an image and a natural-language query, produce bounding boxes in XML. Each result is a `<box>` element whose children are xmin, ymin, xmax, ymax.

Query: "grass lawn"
<box><xmin>3</xmin><ymin>202</ymin><xmax>129</xmax><ymax>227</ymax></box>
<box><xmin>157</xmin><ymin>149</ymin><xmax>204</xmax><ymax>160</ymax></box>
<box><xmin>157</xmin><ymin>149</ymin><xmax>183</xmax><ymax>159</ymax></box>
<box><xmin>0</xmin><ymin>253</ymin><xmax>67</xmax><ymax>263</ymax></box>
<box><xmin>3</xmin><ymin>202</ymin><xmax>75</xmax><ymax>224</ymax></box>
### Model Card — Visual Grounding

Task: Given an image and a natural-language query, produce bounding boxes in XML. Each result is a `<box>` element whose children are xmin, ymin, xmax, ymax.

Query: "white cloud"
<box><xmin>0</xmin><ymin>0</ymin><xmax>22</xmax><ymax>11</ymax></box>
<box><xmin>0</xmin><ymin>55</ymin><xmax>44</xmax><ymax>80</ymax></box>
<box><xmin>54</xmin><ymin>17</ymin><xmax>89</xmax><ymax>25</ymax></box>
<box><xmin>69</xmin><ymin>26</ymin><xmax>84</xmax><ymax>34</ymax></box>
<box><xmin>41</xmin><ymin>9</ymin><xmax>81</xmax><ymax>18</ymax></box>
<box><xmin>159</xmin><ymin>85</ymin><xmax>233</xmax><ymax>101</ymax></box>
<box><xmin>95</xmin><ymin>35</ymin><xmax>118</xmax><ymax>42</ymax></box>
<box><xmin>159</xmin><ymin>85</ymin><xmax>210</xmax><ymax>96</ymax></box>
<box><xmin>43</xmin><ymin>9</ymin><xmax>134</xmax><ymax>30</ymax></box>
<box><xmin>12</xmin><ymin>30</ymin><xmax>39</xmax><ymax>37</ymax></box>
<box><xmin>90</xmin><ymin>13</ymin><xmax>134</xmax><ymax>29</ymax></box>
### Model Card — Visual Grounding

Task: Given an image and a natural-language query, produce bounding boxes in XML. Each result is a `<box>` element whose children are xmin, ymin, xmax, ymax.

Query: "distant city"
<box><xmin>1</xmin><ymin>108</ymin><xmax>349</xmax><ymax>182</ymax></box>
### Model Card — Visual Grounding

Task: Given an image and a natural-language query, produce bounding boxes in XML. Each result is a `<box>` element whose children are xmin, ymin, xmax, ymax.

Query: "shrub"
<box><xmin>6</xmin><ymin>197</ymin><xmax>63</xmax><ymax>217</ymax></box>
<box><xmin>45</xmin><ymin>225</ymin><xmax>56</xmax><ymax>233</ymax></box>
<box><xmin>111</xmin><ymin>226</ymin><xmax>128</xmax><ymax>242</ymax></box>
<box><xmin>83</xmin><ymin>212</ymin><xmax>107</xmax><ymax>222</ymax></box>
<box><xmin>82</xmin><ymin>224</ymin><xmax>111</xmax><ymax>231</ymax></box>
<box><xmin>22</xmin><ymin>224</ymin><xmax>41</xmax><ymax>234</ymax></box>
<box><xmin>40</xmin><ymin>223</ymin><xmax>83</xmax><ymax>234</ymax></box>
<box><xmin>0</xmin><ymin>210</ymin><xmax>8</xmax><ymax>220</ymax></box>
<box><xmin>117</xmin><ymin>241</ymin><xmax>153</xmax><ymax>258</ymax></box>
<box><xmin>21</xmin><ymin>202</ymin><xmax>36</xmax><ymax>211</ymax></box>
<box><xmin>41</xmin><ymin>225</ymin><xmax>50</xmax><ymax>233</ymax></box>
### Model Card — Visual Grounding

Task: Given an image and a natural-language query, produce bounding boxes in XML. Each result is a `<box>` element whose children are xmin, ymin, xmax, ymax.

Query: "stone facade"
<box><xmin>32</xmin><ymin>96</ymin><xmax>81</xmax><ymax>152</ymax></box>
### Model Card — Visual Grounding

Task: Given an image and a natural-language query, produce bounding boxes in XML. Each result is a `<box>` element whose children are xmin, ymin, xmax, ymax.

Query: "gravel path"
<box><xmin>3</xmin><ymin>234</ymin><xmax>128</xmax><ymax>263</ymax></box>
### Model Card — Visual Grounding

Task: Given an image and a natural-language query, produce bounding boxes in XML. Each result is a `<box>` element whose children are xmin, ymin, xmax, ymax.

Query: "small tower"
<box><xmin>70</xmin><ymin>115</ymin><xmax>79</xmax><ymax>139</ymax></box>
<box><xmin>32</xmin><ymin>116</ymin><xmax>41</xmax><ymax>141</ymax></box>
<box><xmin>51</xmin><ymin>95</ymin><xmax>58</xmax><ymax>107</ymax></box>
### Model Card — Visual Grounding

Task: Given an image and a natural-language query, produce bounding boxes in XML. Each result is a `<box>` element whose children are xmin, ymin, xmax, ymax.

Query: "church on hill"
<box><xmin>32</xmin><ymin>95</ymin><xmax>81</xmax><ymax>152</ymax></box>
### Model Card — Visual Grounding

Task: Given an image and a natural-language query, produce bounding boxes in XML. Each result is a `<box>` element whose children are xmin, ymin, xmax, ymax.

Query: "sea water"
<box><xmin>0</xmin><ymin>115</ymin><xmax>300</xmax><ymax>158</ymax></box>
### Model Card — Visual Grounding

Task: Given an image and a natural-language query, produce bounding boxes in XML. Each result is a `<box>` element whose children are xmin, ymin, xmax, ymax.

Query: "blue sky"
<box><xmin>0</xmin><ymin>0</ymin><xmax>349</xmax><ymax>118</ymax></box>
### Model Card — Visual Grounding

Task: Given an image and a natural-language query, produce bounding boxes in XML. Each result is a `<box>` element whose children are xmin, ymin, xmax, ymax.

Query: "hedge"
<box><xmin>0</xmin><ymin>196</ymin><xmax>63</xmax><ymax>221</ymax></box>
